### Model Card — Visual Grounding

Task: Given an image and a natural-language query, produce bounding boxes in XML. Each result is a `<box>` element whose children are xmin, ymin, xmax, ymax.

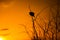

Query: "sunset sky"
<box><xmin>0</xmin><ymin>0</ymin><xmax>58</xmax><ymax>40</ymax></box>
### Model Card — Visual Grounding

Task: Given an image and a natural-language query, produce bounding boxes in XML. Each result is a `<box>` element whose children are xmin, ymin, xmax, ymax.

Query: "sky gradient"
<box><xmin>0</xmin><ymin>0</ymin><xmax>59</xmax><ymax>40</ymax></box>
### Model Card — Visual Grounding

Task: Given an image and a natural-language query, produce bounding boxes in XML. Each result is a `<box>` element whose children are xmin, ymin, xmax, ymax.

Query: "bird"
<box><xmin>29</xmin><ymin>11</ymin><xmax>34</xmax><ymax>17</ymax></box>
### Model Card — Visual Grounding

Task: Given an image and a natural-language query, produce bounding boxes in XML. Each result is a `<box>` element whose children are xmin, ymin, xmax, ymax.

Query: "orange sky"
<box><xmin>0</xmin><ymin>0</ymin><xmax>57</xmax><ymax>40</ymax></box>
